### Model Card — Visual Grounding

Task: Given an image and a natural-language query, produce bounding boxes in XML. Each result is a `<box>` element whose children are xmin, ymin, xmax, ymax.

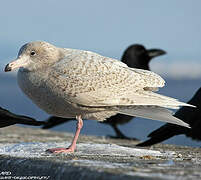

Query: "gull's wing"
<box><xmin>50</xmin><ymin>50</ymin><xmax>190</xmax><ymax>108</ymax></box>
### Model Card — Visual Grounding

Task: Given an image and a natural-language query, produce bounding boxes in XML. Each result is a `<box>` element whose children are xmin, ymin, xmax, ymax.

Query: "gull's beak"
<box><xmin>4</xmin><ymin>56</ymin><xmax>28</xmax><ymax>72</ymax></box>
<box><xmin>147</xmin><ymin>49</ymin><xmax>166</xmax><ymax>59</ymax></box>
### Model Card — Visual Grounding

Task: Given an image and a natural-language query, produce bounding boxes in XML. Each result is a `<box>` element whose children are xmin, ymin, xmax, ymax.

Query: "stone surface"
<box><xmin>0</xmin><ymin>126</ymin><xmax>201</xmax><ymax>180</ymax></box>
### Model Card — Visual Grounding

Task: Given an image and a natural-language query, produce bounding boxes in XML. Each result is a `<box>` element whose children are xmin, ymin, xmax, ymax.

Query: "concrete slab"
<box><xmin>0</xmin><ymin>126</ymin><xmax>201</xmax><ymax>180</ymax></box>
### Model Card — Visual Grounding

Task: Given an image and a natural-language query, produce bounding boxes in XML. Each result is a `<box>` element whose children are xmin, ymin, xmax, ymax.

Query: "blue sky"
<box><xmin>1</xmin><ymin>0</ymin><xmax>201</xmax><ymax>77</ymax></box>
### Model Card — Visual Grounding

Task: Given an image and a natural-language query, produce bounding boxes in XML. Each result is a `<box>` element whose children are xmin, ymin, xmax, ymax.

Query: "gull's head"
<box><xmin>5</xmin><ymin>41</ymin><xmax>64</xmax><ymax>72</ymax></box>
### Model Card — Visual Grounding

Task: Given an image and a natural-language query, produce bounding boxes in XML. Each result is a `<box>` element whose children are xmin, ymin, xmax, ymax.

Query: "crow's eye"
<box><xmin>30</xmin><ymin>51</ymin><xmax>36</xmax><ymax>56</ymax></box>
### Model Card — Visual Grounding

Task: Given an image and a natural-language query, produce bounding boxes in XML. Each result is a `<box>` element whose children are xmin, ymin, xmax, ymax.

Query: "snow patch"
<box><xmin>0</xmin><ymin>142</ymin><xmax>175</xmax><ymax>158</ymax></box>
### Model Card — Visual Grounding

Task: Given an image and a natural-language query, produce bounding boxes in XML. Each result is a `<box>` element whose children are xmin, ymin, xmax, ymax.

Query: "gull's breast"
<box><xmin>17</xmin><ymin>69</ymin><xmax>77</xmax><ymax>117</ymax></box>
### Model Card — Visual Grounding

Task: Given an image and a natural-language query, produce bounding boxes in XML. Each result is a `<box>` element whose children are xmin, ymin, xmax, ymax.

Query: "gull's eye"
<box><xmin>30</xmin><ymin>51</ymin><xmax>36</xmax><ymax>56</ymax></box>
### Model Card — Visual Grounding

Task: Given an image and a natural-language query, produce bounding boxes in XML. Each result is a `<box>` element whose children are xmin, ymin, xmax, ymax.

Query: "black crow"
<box><xmin>0</xmin><ymin>107</ymin><xmax>44</xmax><ymax>127</ymax></box>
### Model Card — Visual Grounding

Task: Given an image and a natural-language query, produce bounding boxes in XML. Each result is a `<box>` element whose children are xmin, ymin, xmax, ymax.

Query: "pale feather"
<box><xmin>118</xmin><ymin>106</ymin><xmax>190</xmax><ymax>128</ymax></box>
<box><xmin>51</xmin><ymin>50</ymin><xmax>167</xmax><ymax>107</ymax></box>
<box><xmin>50</xmin><ymin>50</ymin><xmax>192</xmax><ymax>110</ymax></box>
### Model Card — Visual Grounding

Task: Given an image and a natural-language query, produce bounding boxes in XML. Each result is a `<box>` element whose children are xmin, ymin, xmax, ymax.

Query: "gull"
<box><xmin>5</xmin><ymin>41</ymin><xmax>192</xmax><ymax>153</ymax></box>
<box><xmin>42</xmin><ymin>44</ymin><xmax>166</xmax><ymax>140</ymax></box>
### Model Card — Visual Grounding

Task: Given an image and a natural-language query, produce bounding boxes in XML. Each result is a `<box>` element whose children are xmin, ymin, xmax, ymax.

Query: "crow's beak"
<box><xmin>147</xmin><ymin>49</ymin><xmax>166</xmax><ymax>59</ymax></box>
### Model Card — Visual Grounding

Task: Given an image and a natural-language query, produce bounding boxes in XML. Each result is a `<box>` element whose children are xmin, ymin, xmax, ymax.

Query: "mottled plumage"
<box><xmin>42</xmin><ymin>44</ymin><xmax>166</xmax><ymax>139</ymax></box>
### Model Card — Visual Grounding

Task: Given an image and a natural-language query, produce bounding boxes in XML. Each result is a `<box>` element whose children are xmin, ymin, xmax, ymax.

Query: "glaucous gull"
<box><xmin>5</xmin><ymin>41</ymin><xmax>192</xmax><ymax>153</ymax></box>
<box><xmin>42</xmin><ymin>44</ymin><xmax>166</xmax><ymax>140</ymax></box>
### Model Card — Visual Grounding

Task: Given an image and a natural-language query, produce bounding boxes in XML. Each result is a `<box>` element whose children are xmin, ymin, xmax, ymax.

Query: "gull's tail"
<box><xmin>118</xmin><ymin>106</ymin><xmax>190</xmax><ymax>128</ymax></box>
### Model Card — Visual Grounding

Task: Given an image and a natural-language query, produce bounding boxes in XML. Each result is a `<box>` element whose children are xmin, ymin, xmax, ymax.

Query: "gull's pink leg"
<box><xmin>46</xmin><ymin>115</ymin><xmax>83</xmax><ymax>153</ymax></box>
